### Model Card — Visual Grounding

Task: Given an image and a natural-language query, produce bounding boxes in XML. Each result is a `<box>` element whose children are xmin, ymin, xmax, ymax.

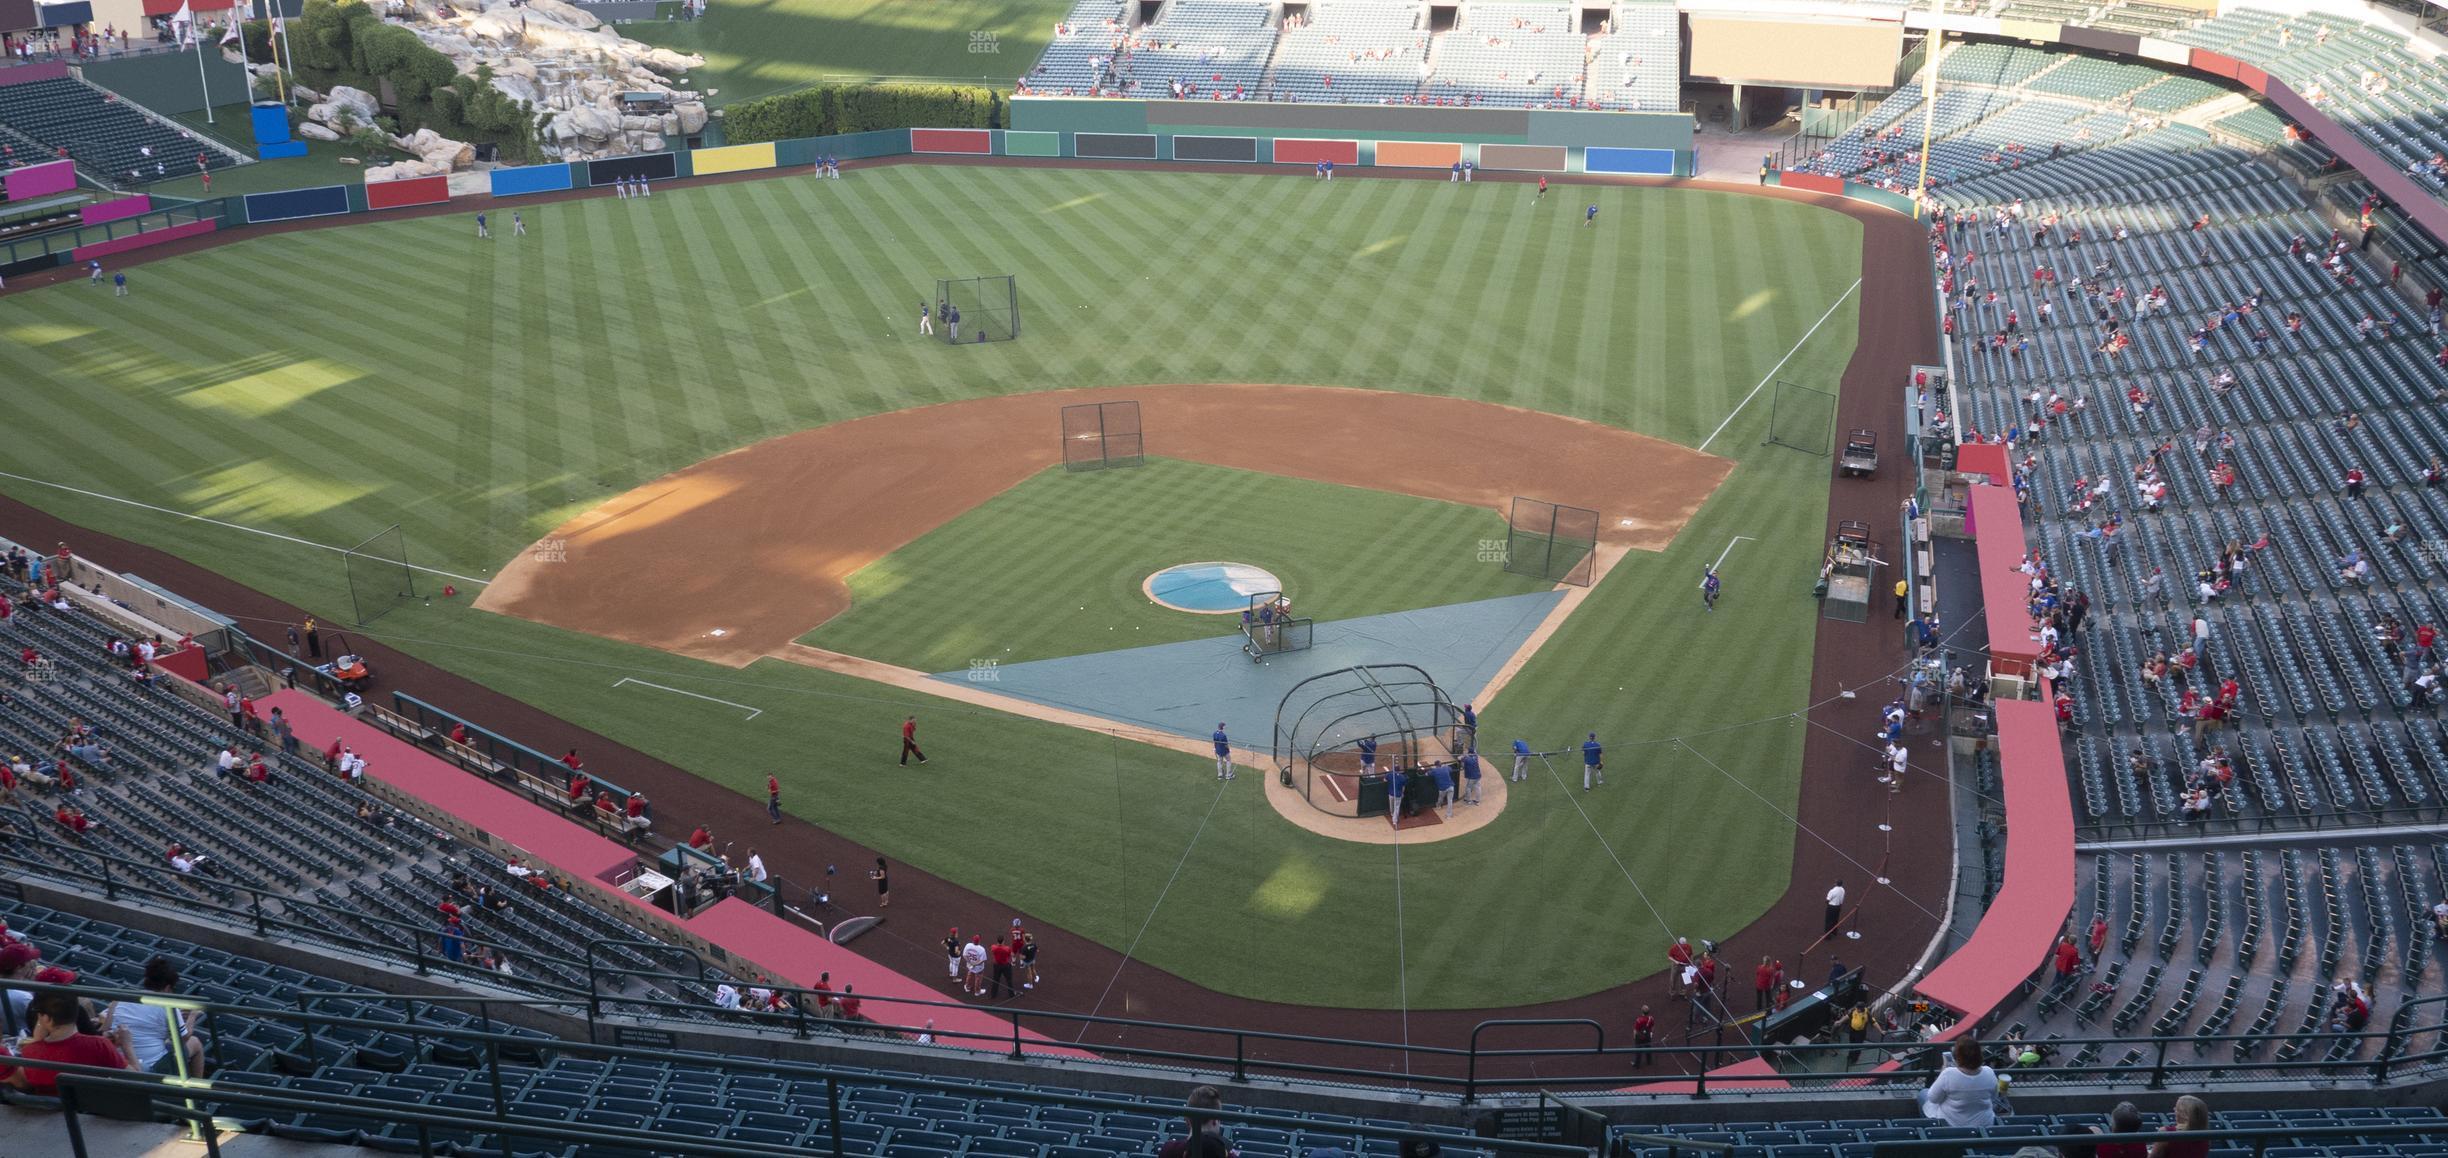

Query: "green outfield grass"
<box><xmin>0</xmin><ymin>164</ymin><xmax>1863</xmax><ymax>1008</ymax></box>
<box><xmin>621</xmin><ymin>0</ymin><xmax>1067</xmax><ymax>106</ymax></box>
<box><xmin>803</xmin><ymin>458</ymin><xmax>1551</xmax><ymax>671</ymax></box>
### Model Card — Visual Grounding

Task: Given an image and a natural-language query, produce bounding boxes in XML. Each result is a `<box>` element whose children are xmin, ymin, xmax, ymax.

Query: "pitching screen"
<box><xmin>1688</xmin><ymin>15</ymin><xmax>1902</xmax><ymax>90</ymax></box>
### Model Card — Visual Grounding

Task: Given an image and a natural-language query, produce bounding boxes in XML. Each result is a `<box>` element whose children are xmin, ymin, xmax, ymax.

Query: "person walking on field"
<box><xmin>1581</xmin><ymin>732</ymin><xmax>1605</xmax><ymax>790</ymax></box>
<box><xmin>899</xmin><ymin>716</ymin><xmax>926</xmax><ymax>765</ymax></box>
<box><xmin>944</xmin><ymin>928</ymin><xmax>963</xmax><ymax>984</ymax></box>
<box><xmin>1510</xmin><ymin>737</ymin><xmax>1531</xmax><ymax>782</ymax></box>
<box><xmin>918</xmin><ymin>300</ymin><xmax>933</xmax><ymax>336</ymax></box>
<box><xmin>1825</xmin><ymin>879</ymin><xmax>1847</xmax><ymax>933</ymax></box>
<box><xmin>1700</xmin><ymin>566</ymin><xmax>1722</xmax><ymax>611</ymax></box>
<box><xmin>766</xmin><ymin>774</ymin><xmax>782</xmax><ymax>824</ymax></box>
<box><xmin>1212</xmin><ymin>723</ymin><xmax>1234</xmax><ymax>781</ymax></box>
<box><xmin>868</xmin><ymin>857</ymin><xmax>891</xmax><ymax>908</ymax></box>
<box><xmin>475</xmin><ymin>212</ymin><xmax>489</xmax><ymax>238</ymax></box>
<box><xmin>512</xmin><ymin>211</ymin><xmax>526</xmax><ymax>237</ymax></box>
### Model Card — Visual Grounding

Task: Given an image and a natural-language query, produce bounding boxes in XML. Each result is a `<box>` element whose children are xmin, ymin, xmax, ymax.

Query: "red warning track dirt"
<box><xmin>475</xmin><ymin>384</ymin><xmax>1731</xmax><ymax>666</ymax></box>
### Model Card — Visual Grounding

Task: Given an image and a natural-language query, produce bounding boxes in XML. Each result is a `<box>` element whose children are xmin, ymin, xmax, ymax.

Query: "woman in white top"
<box><xmin>104</xmin><ymin>957</ymin><xmax>204</xmax><ymax>1076</ymax></box>
<box><xmin>1921</xmin><ymin>1035</ymin><xmax>2004</xmax><ymax>1127</ymax></box>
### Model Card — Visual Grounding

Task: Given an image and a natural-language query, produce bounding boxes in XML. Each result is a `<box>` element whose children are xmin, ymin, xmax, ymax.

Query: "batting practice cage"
<box><xmin>1763</xmin><ymin>379</ymin><xmax>1837</xmax><ymax>455</ymax></box>
<box><xmin>343</xmin><ymin>525</ymin><xmax>416</xmax><ymax>625</ymax></box>
<box><xmin>1273</xmin><ymin>664</ymin><xmax>1458</xmax><ymax>818</ymax></box>
<box><xmin>935</xmin><ymin>275</ymin><xmax>1020</xmax><ymax>344</ymax></box>
<box><xmin>1502</xmin><ymin>497</ymin><xmax>1599</xmax><ymax>587</ymax></box>
<box><xmin>1061</xmin><ymin>400</ymin><xmax>1145</xmax><ymax>471</ymax></box>
<box><xmin>1239</xmin><ymin>591</ymin><xmax>1313</xmax><ymax>662</ymax></box>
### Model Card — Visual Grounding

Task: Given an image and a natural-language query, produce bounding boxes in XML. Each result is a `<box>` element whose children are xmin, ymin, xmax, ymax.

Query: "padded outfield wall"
<box><xmin>1010</xmin><ymin>99</ymin><xmax>1694</xmax><ymax>176</ymax></box>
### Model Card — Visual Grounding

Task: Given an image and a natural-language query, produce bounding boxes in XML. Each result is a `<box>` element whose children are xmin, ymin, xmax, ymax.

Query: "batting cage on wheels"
<box><xmin>1762</xmin><ymin>379</ymin><xmax>1837</xmax><ymax>455</ymax></box>
<box><xmin>934</xmin><ymin>275</ymin><xmax>1020</xmax><ymax>344</ymax></box>
<box><xmin>1239</xmin><ymin>591</ymin><xmax>1313</xmax><ymax>662</ymax></box>
<box><xmin>1060</xmin><ymin>400</ymin><xmax>1145</xmax><ymax>471</ymax></box>
<box><xmin>1273</xmin><ymin>664</ymin><xmax>1457</xmax><ymax>818</ymax></box>
<box><xmin>343</xmin><ymin>525</ymin><xmax>416</xmax><ymax>625</ymax></box>
<box><xmin>1501</xmin><ymin>497</ymin><xmax>1599</xmax><ymax>587</ymax></box>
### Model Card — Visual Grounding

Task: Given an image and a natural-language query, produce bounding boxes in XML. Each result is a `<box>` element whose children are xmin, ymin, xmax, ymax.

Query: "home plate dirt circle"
<box><xmin>1260</xmin><ymin>750</ymin><xmax>1510</xmax><ymax>844</ymax></box>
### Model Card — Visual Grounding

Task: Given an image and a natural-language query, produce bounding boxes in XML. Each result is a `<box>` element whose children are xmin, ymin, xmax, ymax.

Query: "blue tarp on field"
<box><xmin>932</xmin><ymin>591</ymin><xmax>1566</xmax><ymax>743</ymax></box>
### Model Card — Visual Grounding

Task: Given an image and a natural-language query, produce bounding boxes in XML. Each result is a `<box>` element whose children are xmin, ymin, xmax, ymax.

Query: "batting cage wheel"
<box><xmin>1273</xmin><ymin>664</ymin><xmax>1457</xmax><ymax>818</ymax></box>
<box><xmin>934</xmin><ymin>275</ymin><xmax>1020</xmax><ymax>345</ymax></box>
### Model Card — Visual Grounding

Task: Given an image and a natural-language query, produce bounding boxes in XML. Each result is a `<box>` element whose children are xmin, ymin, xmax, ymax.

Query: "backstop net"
<box><xmin>1273</xmin><ymin>664</ymin><xmax>1457</xmax><ymax>818</ymax></box>
<box><xmin>343</xmin><ymin>525</ymin><xmax>416</xmax><ymax>625</ymax></box>
<box><xmin>1061</xmin><ymin>400</ymin><xmax>1145</xmax><ymax>471</ymax></box>
<box><xmin>1502</xmin><ymin>497</ymin><xmax>1599</xmax><ymax>587</ymax></box>
<box><xmin>935</xmin><ymin>275</ymin><xmax>1020</xmax><ymax>344</ymax></box>
<box><xmin>1239</xmin><ymin>591</ymin><xmax>1313</xmax><ymax>661</ymax></box>
<box><xmin>1763</xmin><ymin>379</ymin><xmax>1837</xmax><ymax>455</ymax></box>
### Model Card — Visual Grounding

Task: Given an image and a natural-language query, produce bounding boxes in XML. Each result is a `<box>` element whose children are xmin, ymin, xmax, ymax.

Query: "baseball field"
<box><xmin>0</xmin><ymin>160</ymin><xmax>1875</xmax><ymax>1012</ymax></box>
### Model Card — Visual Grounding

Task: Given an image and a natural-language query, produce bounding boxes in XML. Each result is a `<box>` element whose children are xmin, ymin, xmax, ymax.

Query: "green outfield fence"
<box><xmin>7</xmin><ymin>837</ymin><xmax>2448</xmax><ymax>1100</ymax></box>
<box><xmin>0</xmin><ymin>102</ymin><xmax>1702</xmax><ymax>273</ymax></box>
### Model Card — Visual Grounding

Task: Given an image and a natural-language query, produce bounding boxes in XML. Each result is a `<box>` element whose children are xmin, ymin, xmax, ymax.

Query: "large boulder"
<box><xmin>297</xmin><ymin>121</ymin><xmax>342</xmax><ymax>141</ymax></box>
<box><xmin>674</xmin><ymin>101</ymin><xmax>709</xmax><ymax>135</ymax></box>
<box><xmin>524</xmin><ymin>0</ymin><xmax>602</xmax><ymax>31</ymax></box>
<box><xmin>326</xmin><ymin>85</ymin><xmax>380</xmax><ymax>123</ymax></box>
<box><xmin>398</xmin><ymin>127</ymin><xmax>477</xmax><ymax>170</ymax></box>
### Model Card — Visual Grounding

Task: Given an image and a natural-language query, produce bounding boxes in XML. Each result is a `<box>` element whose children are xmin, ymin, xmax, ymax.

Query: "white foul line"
<box><xmin>1696</xmin><ymin>276</ymin><xmax>1864</xmax><ymax>454</ymax></box>
<box><xmin>613</xmin><ymin>677</ymin><xmax>764</xmax><ymax>720</ymax></box>
<box><xmin>1711</xmin><ymin>535</ymin><xmax>1757</xmax><ymax>573</ymax></box>
<box><xmin>0</xmin><ymin>469</ymin><xmax>494</xmax><ymax>587</ymax></box>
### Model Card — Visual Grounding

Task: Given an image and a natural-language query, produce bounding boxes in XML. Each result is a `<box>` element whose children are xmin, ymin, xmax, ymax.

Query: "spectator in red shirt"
<box><xmin>323</xmin><ymin>737</ymin><xmax>343</xmax><ymax>768</ymax></box>
<box><xmin>989</xmin><ymin>936</ymin><xmax>1016</xmax><ymax>999</ymax></box>
<box><xmin>811</xmin><ymin>971</ymin><xmax>834</xmax><ymax>1016</ymax></box>
<box><xmin>1665</xmin><ymin>937</ymin><xmax>1692</xmax><ymax>997</ymax></box>
<box><xmin>53</xmin><ymin>803</ymin><xmax>91</xmax><ymax>834</ymax></box>
<box><xmin>689</xmin><ymin>826</ymin><xmax>712</xmax><ymax>850</ymax></box>
<box><xmin>2053</xmin><ymin>935</ymin><xmax>2081</xmax><ymax>983</ymax></box>
<box><xmin>2096</xmin><ymin>1102</ymin><xmax>2149</xmax><ymax>1158</ymax></box>
<box><xmin>561</xmin><ymin>749</ymin><xmax>584</xmax><ymax>773</ymax></box>
<box><xmin>566</xmin><ymin>771</ymin><xmax>589</xmax><ymax>804</ymax></box>
<box><xmin>4</xmin><ymin>990</ymin><xmax>132</xmax><ymax>1095</ymax></box>
<box><xmin>448</xmin><ymin>723</ymin><xmax>468</xmax><ymax>746</ymax></box>
<box><xmin>835</xmin><ymin>985</ymin><xmax>861</xmax><ymax>1020</ymax></box>
<box><xmin>2155</xmin><ymin>1095</ymin><xmax>2212</xmax><ymax>1158</ymax></box>
<box><xmin>623</xmin><ymin>793</ymin><xmax>650</xmax><ymax>835</ymax></box>
<box><xmin>2089</xmin><ymin>914</ymin><xmax>2109</xmax><ymax>959</ymax></box>
<box><xmin>766</xmin><ymin>774</ymin><xmax>782</xmax><ymax>825</ymax></box>
<box><xmin>1630</xmin><ymin>1005</ymin><xmax>1655</xmax><ymax>1068</ymax></box>
<box><xmin>1753</xmin><ymin>956</ymin><xmax>1778</xmax><ymax>1012</ymax></box>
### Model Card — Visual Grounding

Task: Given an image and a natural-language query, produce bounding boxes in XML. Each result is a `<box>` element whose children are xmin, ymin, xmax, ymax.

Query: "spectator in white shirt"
<box><xmin>104</xmin><ymin>957</ymin><xmax>205</xmax><ymax>1075</ymax></box>
<box><xmin>746</xmin><ymin>851</ymin><xmax>768</xmax><ymax>883</ymax></box>
<box><xmin>336</xmin><ymin>749</ymin><xmax>367</xmax><ymax>780</ymax></box>
<box><xmin>1921</xmin><ymin>1036</ymin><xmax>2005</xmax><ymax>1126</ymax></box>
<box><xmin>713</xmin><ymin>983</ymin><xmax>741</xmax><ymax>1010</ymax></box>
<box><xmin>214</xmin><ymin>747</ymin><xmax>239</xmax><ymax>776</ymax></box>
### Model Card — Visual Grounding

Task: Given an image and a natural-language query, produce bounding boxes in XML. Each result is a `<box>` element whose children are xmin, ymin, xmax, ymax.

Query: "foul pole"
<box><xmin>1913</xmin><ymin>0</ymin><xmax>1945</xmax><ymax>216</ymax></box>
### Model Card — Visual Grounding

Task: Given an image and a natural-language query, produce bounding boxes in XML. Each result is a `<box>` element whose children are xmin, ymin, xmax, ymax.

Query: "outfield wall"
<box><xmin>1010</xmin><ymin>98</ymin><xmax>1697</xmax><ymax>175</ymax></box>
<box><xmin>0</xmin><ymin>116</ymin><xmax>1734</xmax><ymax>276</ymax></box>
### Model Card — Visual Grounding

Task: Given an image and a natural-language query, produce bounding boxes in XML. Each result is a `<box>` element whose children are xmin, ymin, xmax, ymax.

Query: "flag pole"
<box><xmin>195</xmin><ymin>28</ymin><xmax>214</xmax><ymax>123</ymax></box>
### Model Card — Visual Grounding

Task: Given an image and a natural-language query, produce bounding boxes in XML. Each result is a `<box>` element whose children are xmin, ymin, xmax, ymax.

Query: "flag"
<box><xmin>271</xmin><ymin>16</ymin><xmax>284</xmax><ymax>33</ymax></box>
<box><xmin>172</xmin><ymin>0</ymin><xmax>194</xmax><ymax>46</ymax></box>
<box><xmin>219</xmin><ymin>19</ymin><xmax>239</xmax><ymax>47</ymax></box>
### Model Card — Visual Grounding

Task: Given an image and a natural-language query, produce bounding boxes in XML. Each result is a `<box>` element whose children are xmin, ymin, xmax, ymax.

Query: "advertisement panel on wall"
<box><xmin>1688</xmin><ymin>15</ymin><xmax>1902</xmax><ymax>89</ymax></box>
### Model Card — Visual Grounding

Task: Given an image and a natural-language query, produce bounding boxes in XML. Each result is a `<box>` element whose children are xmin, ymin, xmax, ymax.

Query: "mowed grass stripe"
<box><xmin>0</xmin><ymin>167</ymin><xmax>1866</xmax><ymax>1008</ymax></box>
<box><xmin>805</xmin><ymin>458</ymin><xmax>1547</xmax><ymax>671</ymax></box>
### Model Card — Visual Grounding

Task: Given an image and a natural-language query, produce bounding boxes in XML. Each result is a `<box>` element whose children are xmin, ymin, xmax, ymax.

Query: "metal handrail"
<box><xmin>10</xmin><ymin>829</ymin><xmax>2448</xmax><ymax>1093</ymax></box>
<box><xmin>0</xmin><ymin>986</ymin><xmax>1599</xmax><ymax>1158</ymax></box>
